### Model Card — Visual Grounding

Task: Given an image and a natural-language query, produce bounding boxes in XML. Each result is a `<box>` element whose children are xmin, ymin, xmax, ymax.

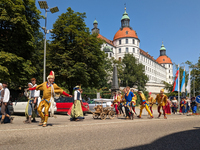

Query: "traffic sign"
<box><xmin>196</xmin><ymin>95</ymin><xmax>200</xmax><ymax>103</ymax></box>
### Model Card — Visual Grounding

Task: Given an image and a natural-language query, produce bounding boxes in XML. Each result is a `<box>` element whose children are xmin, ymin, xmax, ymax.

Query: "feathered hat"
<box><xmin>47</xmin><ymin>71</ymin><xmax>55</xmax><ymax>79</ymax></box>
<box><xmin>73</xmin><ymin>85</ymin><xmax>80</xmax><ymax>90</ymax></box>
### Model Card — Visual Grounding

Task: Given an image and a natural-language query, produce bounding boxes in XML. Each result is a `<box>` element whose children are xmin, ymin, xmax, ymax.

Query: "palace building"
<box><xmin>91</xmin><ymin>7</ymin><xmax>173</xmax><ymax>94</ymax></box>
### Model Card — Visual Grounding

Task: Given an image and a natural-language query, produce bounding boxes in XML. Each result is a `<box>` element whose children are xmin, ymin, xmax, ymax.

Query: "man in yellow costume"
<box><xmin>29</xmin><ymin>71</ymin><xmax>72</xmax><ymax>127</ymax></box>
<box><xmin>137</xmin><ymin>91</ymin><xmax>153</xmax><ymax>119</ymax></box>
<box><xmin>155</xmin><ymin>89</ymin><xmax>168</xmax><ymax>119</ymax></box>
<box><xmin>147</xmin><ymin>92</ymin><xmax>156</xmax><ymax>114</ymax></box>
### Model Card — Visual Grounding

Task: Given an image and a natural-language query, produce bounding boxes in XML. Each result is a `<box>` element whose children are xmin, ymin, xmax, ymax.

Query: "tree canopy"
<box><xmin>0</xmin><ymin>0</ymin><xmax>41</xmax><ymax>88</ymax></box>
<box><xmin>118</xmin><ymin>54</ymin><xmax>148</xmax><ymax>91</ymax></box>
<box><xmin>48</xmin><ymin>7</ymin><xmax>106</xmax><ymax>94</ymax></box>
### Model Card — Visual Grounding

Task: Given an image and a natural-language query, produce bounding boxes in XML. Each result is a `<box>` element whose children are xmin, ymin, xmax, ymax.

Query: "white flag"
<box><xmin>186</xmin><ymin>68</ymin><xmax>190</xmax><ymax>93</ymax></box>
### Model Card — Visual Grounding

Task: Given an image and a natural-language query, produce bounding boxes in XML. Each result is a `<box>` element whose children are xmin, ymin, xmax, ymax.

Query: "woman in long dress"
<box><xmin>70</xmin><ymin>87</ymin><xmax>84</xmax><ymax>121</ymax></box>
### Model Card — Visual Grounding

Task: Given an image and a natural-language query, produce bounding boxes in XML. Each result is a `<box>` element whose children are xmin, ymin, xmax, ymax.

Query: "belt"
<box><xmin>41</xmin><ymin>99</ymin><xmax>50</xmax><ymax>103</ymax></box>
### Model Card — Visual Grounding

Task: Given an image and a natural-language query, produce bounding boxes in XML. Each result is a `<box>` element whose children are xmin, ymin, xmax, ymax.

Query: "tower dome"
<box><xmin>156</xmin><ymin>42</ymin><xmax>172</xmax><ymax>64</ymax></box>
<box><xmin>113</xmin><ymin>7</ymin><xmax>138</xmax><ymax>41</ymax></box>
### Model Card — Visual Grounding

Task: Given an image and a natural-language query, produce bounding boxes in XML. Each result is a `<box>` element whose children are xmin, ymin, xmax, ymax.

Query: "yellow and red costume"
<box><xmin>147</xmin><ymin>95</ymin><xmax>155</xmax><ymax>114</ymax></box>
<box><xmin>131</xmin><ymin>94</ymin><xmax>137</xmax><ymax>114</ymax></box>
<box><xmin>138</xmin><ymin>92</ymin><xmax>153</xmax><ymax>118</ymax></box>
<box><xmin>155</xmin><ymin>90</ymin><xmax>168</xmax><ymax>118</ymax></box>
<box><xmin>29</xmin><ymin>71</ymin><xmax>70</xmax><ymax>126</ymax></box>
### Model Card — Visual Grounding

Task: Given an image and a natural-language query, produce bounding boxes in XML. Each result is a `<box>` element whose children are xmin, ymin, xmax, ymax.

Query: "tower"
<box><xmin>160</xmin><ymin>42</ymin><xmax>166</xmax><ymax>56</ymax></box>
<box><xmin>121</xmin><ymin>7</ymin><xmax>130</xmax><ymax>29</ymax></box>
<box><xmin>92</xmin><ymin>19</ymin><xmax>99</xmax><ymax>34</ymax></box>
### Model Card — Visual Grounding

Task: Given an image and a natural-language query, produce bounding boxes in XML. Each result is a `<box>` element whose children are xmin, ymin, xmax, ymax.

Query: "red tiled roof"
<box><xmin>156</xmin><ymin>56</ymin><xmax>172</xmax><ymax>64</ymax></box>
<box><xmin>113</xmin><ymin>27</ymin><xmax>138</xmax><ymax>41</ymax></box>
<box><xmin>97</xmin><ymin>34</ymin><xmax>115</xmax><ymax>47</ymax></box>
<box><xmin>140</xmin><ymin>49</ymin><xmax>156</xmax><ymax>62</ymax></box>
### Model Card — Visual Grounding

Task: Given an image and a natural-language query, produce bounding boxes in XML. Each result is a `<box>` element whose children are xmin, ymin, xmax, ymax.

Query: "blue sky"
<box><xmin>36</xmin><ymin>0</ymin><xmax>200</xmax><ymax>73</ymax></box>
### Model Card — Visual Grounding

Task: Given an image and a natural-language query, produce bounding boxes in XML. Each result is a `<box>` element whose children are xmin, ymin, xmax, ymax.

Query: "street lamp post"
<box><xmin>193</xmin><ymin>75</ymin><xmax>197</xmax><ymax>97</ymax></box>
<box><xmin>38</xmin><ymin>1</ymin><xmax>59</xmax><ymax>82</ymax></box>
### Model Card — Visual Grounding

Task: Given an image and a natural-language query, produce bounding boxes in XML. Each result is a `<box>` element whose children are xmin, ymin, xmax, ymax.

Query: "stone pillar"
<box><xmin>111</xmin><ymin>64</ymin><xmax>119</xmax><ymax>97</ymax></box>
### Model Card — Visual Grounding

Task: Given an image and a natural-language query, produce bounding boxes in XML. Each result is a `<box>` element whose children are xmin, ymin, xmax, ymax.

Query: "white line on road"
<box><xmin>0</xmin><ymin>116</ymin><xmax>196</xmax><ymax>132</ymax></box>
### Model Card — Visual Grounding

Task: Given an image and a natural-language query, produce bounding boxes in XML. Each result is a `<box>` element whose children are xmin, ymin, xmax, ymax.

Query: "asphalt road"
<box><xmin>0</xmin><ymin>112</ymin><xmax>200</xmax><ymax>150</ymax></box>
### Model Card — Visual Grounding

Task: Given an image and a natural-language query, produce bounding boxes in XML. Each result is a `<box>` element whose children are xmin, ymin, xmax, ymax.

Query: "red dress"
<box><xmin>165</xmin><ymin>101</ymin><xmax>171</xmax><ymax>115</ymax></box>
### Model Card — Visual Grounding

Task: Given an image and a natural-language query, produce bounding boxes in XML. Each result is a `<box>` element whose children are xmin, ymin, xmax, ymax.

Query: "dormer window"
<box><xmin>126</xmin><ymin>31</ymin><xmax>128</xmax><ymax>34</ymax></box>
<box><xmin>163</xmin><ymin>59</ymin><xmax>165</xmax><ymax>61</ymax></box>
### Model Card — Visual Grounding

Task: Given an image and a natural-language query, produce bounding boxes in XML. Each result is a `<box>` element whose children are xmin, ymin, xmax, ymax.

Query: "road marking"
<box><xmin>0</xmin><ymin>116</ymin><xmax>197</xmax><ymax>132</ymax></box>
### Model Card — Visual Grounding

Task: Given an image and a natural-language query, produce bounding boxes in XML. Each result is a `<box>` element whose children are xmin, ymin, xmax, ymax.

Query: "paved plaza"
<box><xmin>0</xmin><ymin>110</ymin><xmax>200</xmax><ymax>150</ymax></box>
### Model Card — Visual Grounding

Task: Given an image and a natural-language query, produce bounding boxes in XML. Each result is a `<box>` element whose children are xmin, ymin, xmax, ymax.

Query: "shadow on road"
<box><xmin>121</xmin><ymin>127</ymin><xmax>200</xmax><ymax>150</ymax></box>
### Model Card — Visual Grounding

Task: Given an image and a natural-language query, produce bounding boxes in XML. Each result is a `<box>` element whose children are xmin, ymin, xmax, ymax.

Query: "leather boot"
<box><xmin>32</xmin><ymin>118</ymin><xmax>36</xmax><ymax>122</ymax></box>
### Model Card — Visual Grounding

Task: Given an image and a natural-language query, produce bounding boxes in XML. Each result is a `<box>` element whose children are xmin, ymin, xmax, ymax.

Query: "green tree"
<box><xmin>120</xmin><ymin>54</ymin><xmax>148</xmax><ymax>91</ymax></box>
<box><xmin>0</xmin><ymin>0</ymin><xmax>41</xmax><ymax>88</ymax></box>
<box><xmin>186</xmin><ymin>57</ymin><xmax>200</xmax><ymax>95</ymax></box>
<box><xmin>48</xmin><ymin>7</ymin><xmax>106</xmax><ymax>94</ymax></box>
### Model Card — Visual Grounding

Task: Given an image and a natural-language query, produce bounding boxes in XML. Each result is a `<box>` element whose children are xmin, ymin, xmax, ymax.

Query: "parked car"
<box><xmin>11</xmin><ymin>95</ymin><xmax>57</xmax><ymax>114</ymax></box>
<box><xmin>55</xmin><ymin>96</ymin><xmax>89</xmax><ymax>115</ymax></box>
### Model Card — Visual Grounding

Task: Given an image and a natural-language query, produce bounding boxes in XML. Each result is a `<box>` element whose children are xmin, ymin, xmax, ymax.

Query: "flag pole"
<box><xmin>189</xmin><ymin>68</ymin><xmax>191</xmax><ymax>100</ymax></box>
<box><xmin>178</xmin><ymin>64</ymin><xmax>180</xmax><ymax>110</ymax></box>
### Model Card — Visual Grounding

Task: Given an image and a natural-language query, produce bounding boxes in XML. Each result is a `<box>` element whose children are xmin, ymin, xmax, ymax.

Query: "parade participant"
<box><xmin>120</xmin><ymin>88</ymin><xmax>127</xmax><ymax>117</ymax></box>
<box><xmin>113</xmin><ymin>92</ymin><xmax>119</xmax><ymax>117</ymax></box>
<box><xmin>165</xmin><ymin>99</ymin><xmax>171</xmax><ymax>115</ymax></box>
<box><xmin>130</xmin><ymin>89</ymin><xmax>137</xmax><ymax>116</ymax></box>
<box><xmin>28</xmin><ymin>71</ymin><xmax>72</xmax><ymax>127</ymax></box>
<box><xmin>124</xmin><ymin>86</ymin><xmax>134</xmax><ymax>119</ymax></box>
<box><xmin>171</xmin><ymin>97</ymin><xmax>178</xmax><ymax>114</ymax></box>
<box><xmin>137</xmin><ymin>91</ymin><xmax>153</xmax><ymax>119</ymax></box>
<box><xmin>0</xmin><ymin>81</ymin><xmax>13</xmax><ymax>124</ymax></box>
<box><xmin>70</xmin><ymin>86</ymin><xmax>85</xmax><ymax>121</ymax></box>
<box><xmin>155</xmin><ymin>89</ymin><xmax>168</xmax><ymax>119</ymax></box>
<box><xmin>179</xmin><ymin>97</ymin><xmax>186</xmax><ymax>114</ymax></box>
<box><xmin>117</xmin><ymin>91</ymin><xmax>123</xmax><ymax>116</ymax></box>
<box><xmin>24</xmin><ymin>78</ymin><xmax>40</xmax><ymax>124</ymax></box>
<box><xmin>147</xmin><ymin>92</ymin><xmax>155</xmax><ymax>114</ymax></box>
<box><xmin>191</xmin><ymin>97</ymin><xmax>197</xmax><ymax>115</ymax></box>
<box><xmin>185</xmin><ymin>97</ymin><xmax>191</xmax><ymax>113</ymax></box>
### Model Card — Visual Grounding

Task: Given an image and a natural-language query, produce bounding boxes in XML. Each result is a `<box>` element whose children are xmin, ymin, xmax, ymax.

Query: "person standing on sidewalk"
<box><xmin>0</xmin><ymin>81</ymin><xmax>13</xmax><ymax>124</ymax></box>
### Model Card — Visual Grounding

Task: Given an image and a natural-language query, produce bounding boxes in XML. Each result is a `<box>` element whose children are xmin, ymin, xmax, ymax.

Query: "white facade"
<box><xmin>92</xmin><ymin>8</ymin><xmax>173</xmax><ymax>94</ymax></box>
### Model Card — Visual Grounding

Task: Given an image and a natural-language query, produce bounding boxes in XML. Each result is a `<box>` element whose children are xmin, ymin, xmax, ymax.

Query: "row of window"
<box><xmin>163</xmin><ymin>64</ymin><xmax>171</xmax><ymax>68</ymax></box>
<box><xmin>119</xmin><ymin>39</ymin><xmax>139</xmax><ymax>45</ymax></box>
<box><xmin>140</xmin><ymin>56</ymin><xmax>166</xmax><ymax>72</ymax></box>
<box><xmin>118</xmin><ymin>48</ymin><xmax>139</xmax><ymax>53</ymax></box>
<box><xmin>145</xmin><ymin>66</ymin><xmax>166</xmax><ymax>78</ymax></box>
